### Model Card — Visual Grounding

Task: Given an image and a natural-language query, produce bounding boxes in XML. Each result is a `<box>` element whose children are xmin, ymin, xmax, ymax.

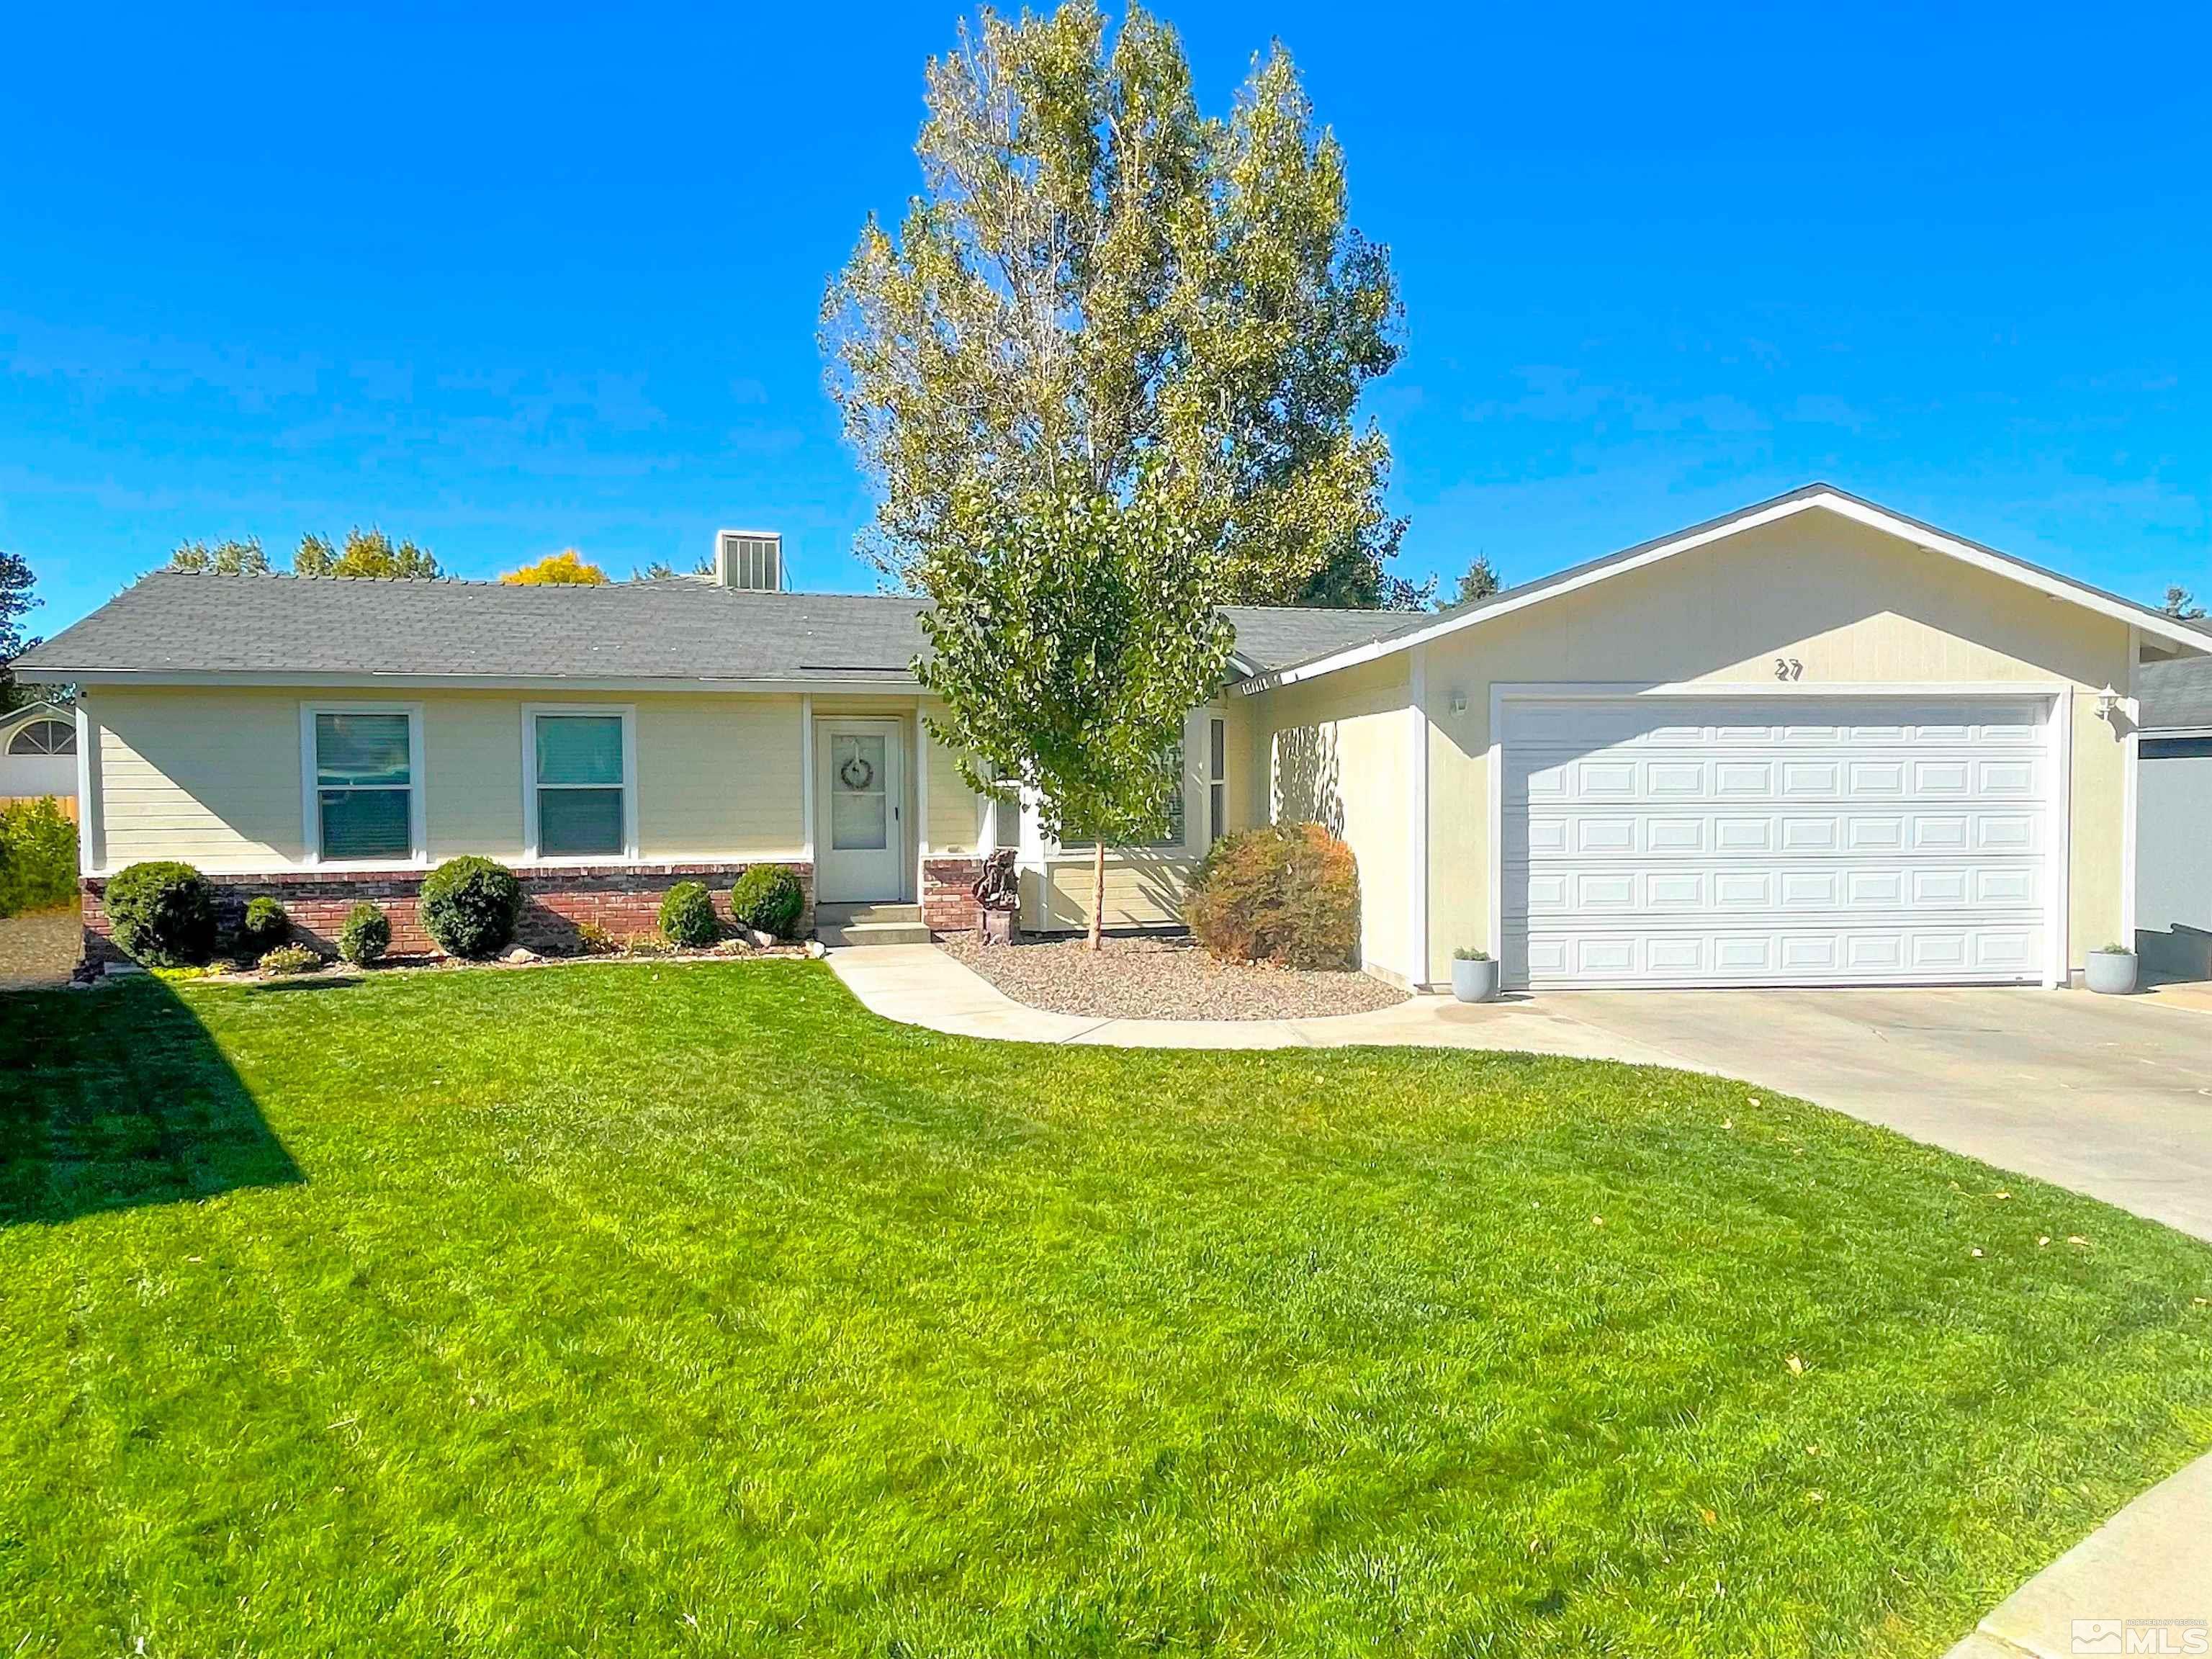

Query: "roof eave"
<box><xmin>1234</xmin><ymin>485</ymin><xmax>2212</xmax><ymax>694</ymax></box>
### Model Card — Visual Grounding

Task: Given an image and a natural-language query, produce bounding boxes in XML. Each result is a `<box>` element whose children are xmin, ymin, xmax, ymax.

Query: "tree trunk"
<box><xmin>1089</xmin><ymin>840</ymin><xmax>1105</xmax><ymax>952</ymax></box>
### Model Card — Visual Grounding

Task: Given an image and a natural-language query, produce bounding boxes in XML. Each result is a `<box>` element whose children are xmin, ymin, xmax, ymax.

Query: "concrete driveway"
<box><xmin>1546</xmin><ymin>984</ymin><xmax>2212</xmax><ymax>1243</ymax></box>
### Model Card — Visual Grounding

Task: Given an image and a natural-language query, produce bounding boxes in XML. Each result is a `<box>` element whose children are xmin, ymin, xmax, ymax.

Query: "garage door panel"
<box><xmin>1502</xmin><ymin>696</ymin><xmax>2050</xmax><ymax>989</ymax></box>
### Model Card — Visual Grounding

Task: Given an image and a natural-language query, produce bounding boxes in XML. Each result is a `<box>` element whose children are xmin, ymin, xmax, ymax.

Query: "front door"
<box><xmin>816</xmin><ymin>718</ymin><xmax>904</xmax><ymax>902</ymax></box>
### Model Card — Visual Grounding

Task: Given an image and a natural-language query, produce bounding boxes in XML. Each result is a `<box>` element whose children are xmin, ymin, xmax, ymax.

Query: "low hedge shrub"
<box><xmin>102</xmin><ymin>860</ymin><xmax>217</xmax><ymax>966</ymax></box>
<box><xmin>256</xmin><ymin>943</ymin><xmax>323</xmax><ymax>976</ymax></box>
<box><xmin>337</xmin><ymin>902</ymin><xmax>390</xmax><ymax>966</ymax></box>
<box><xmin>418</xmin><ymin>857</ymin><xmax>523</xmax><ymax>958</ymax></box>
<box><xmin>1184</xmin><ymin>822</ymin><xmax>1359</xmax><ymax>971</ymax></box>
<box><xmin>658</xmin><ymin>881</ymin><xmax>719</xmax><ymax>948</ymax></box>
<box><xmin>730</xmin><ymin>865</ymin><xmax>805</xmax><ymax>939</ymax></box>
<box><xmin>239</xmin><ymin>896</ymin><xmax>290</xmax><ymax>955</ymax></box>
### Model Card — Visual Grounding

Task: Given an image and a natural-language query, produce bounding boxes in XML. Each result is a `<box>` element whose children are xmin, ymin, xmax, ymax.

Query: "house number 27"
<box><xmin>1773</xmin><ymin>657</ymin><xmax>1804</xmax><ymax>681</ymax></box>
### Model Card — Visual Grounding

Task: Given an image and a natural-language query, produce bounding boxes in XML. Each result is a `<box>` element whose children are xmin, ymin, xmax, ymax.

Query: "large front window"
<box><xmin>314</xmin><ymin>711</ymin><xmax>415</xmax><ymax>861</ymax></box>
<box><xmin>1059</xmin><ymin>739</ymin><xmax>1184</xmax><ymax>852</ymax></box>
<box><xmin>532</xmin><ymin>713</ymin><xmax>628</xmax><ymax>858</ymax></box>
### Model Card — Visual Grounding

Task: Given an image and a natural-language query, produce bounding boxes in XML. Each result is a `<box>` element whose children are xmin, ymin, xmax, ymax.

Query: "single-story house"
<box><xmin>17</xmin><ymin>484</ymin><xmax>2210</xmax><ymax>989</ymax></box>
<box><xmin>2135</xmin><ymin>654</ymin><xmax>2212</xmax><ymax>981</ymax></box>
<box><xmin>0</xmin><ymin>699</ymin><xmax>80</xmax><ymax>805</ymax></box>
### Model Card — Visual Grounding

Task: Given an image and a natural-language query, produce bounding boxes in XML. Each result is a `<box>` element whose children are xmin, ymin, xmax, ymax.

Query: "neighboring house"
<box><xmin>16</xmin><ymin>485</ymin><xmax>2211</xmax><ymax>990</ymax></box>
<box><xmin>2135</xmin><ymin>655</ymin><xmax>2212</xmax><ymax>980</ymax></box>
<box><xmin>0</xmin><ymin>700</ymin><xmax>78</xmax><ymax>804</ymax></box>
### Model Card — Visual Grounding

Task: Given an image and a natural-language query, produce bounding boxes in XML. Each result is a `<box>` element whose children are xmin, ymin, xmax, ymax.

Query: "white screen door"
<box><xmin>816</xmin><ymin>719</ymin><xmax>904</xmax><ymax>902</ymax></box>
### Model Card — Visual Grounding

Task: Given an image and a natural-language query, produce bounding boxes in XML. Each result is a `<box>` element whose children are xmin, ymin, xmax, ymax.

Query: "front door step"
<box><xmin>817</xmin><ymin>903</ymin><xmax>930</xmax><ymax>948</ymax></box>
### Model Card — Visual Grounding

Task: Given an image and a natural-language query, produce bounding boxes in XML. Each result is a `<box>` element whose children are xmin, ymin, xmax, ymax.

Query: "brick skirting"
<box><xmin>921</xmin><ymin>856</ymin><xmax>986</xmax><ymax>935</ymax></box>
<box><xmin>79</xmin><ymin>862</ymin><xmax>814</xmax><ymax>966</ymax></box>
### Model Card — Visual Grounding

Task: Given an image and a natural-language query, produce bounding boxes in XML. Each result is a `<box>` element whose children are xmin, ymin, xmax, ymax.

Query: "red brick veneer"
<box><xmin>921</xmin><ymin>856</ymin><xmax>986</xmax><ymax>935</ymax></box>
<box><xmin>79</xmin><ymin>861</ymin><xmax>814</xmax><ymax>966</ymax></box>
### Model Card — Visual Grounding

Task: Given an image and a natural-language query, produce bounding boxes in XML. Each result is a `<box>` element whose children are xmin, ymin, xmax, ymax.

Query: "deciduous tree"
<box><xmin>167</xmin><ymin>537</ymin><xmax>271</xmax><ymax>575</ymax></box>
<box><xmin>822</xmin><ymin>0</ymin><xmax>1408</xmax><ymax>609</ymax></box>
<box><xmin>502</xmin><ymin>550</ymin><xmax>608</xmax><ymax>586</ymax></box>
<box><xmin>295</xmin><ymin>529</ymin><xmax>441</xmax><ymax>579</ymax></box>
<box><xmin>916</xmin><ymin>475</ymin><xmax>1231</xmax><ymax>948</ymax></box>
<box><xmin>2163</xmin><ymin>585</ymin><xmax>2206</xmax><ymax>621</ymax></box>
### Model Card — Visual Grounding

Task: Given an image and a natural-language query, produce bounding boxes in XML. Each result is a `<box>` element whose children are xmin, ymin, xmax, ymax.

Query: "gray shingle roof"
<box><xmin>2141</xmin><ymin>656</ymin><xmax>2212</xmax><ymax>731</ymax></box>
<box><xmin>10</xmin><ymin>572</ymin><xmax>1413</xmax><ymax>685</ymax></box>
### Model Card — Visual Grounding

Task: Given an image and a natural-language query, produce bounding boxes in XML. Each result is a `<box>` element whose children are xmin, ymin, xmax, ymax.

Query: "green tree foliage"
<box><xmin>822</xmin><ymin>1</ymin><xmax>1409</xmax><ymax>609</ymax></box>
<box><xmin>166</xmin><ymin>537</ymin><xmax>272</xmax><ymax>576</ymax></box>
<box><xmin>0</xmin><ymin>549</ymin><xmax>39</xmax><ymax>711</ymax></box>
<box><xmin>0</xmin><ymin>797</ymin><xmax>79</xmax><ymax>917</ymax></box>
<box><xmin>916</xmin><ymin>478</ymin><xmax>1232</xmax><ymax>947</ymax></box>
<box><xmin>1452</xmin><ymin>553</ymin><xmax>1501</xmax><ymax>608</ymax></box>
<box><xmin>2162</xmin><ymin>585</ymin><xmax>2206</xmax><ymax>621</ymax></box>
<box><xmin>295</xmin><ymin>529</ymin><xmax>441</xmax><ymax>580</ymax></box>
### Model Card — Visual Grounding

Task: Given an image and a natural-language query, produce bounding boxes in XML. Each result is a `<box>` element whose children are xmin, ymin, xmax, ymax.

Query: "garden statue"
<box><xmin>971</xmin><ymin>849</ymin><xmax>1020</xmax><ymax>945</ymax></box>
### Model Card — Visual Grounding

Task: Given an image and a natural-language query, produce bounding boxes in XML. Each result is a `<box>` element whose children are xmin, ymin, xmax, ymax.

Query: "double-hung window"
<box><xmin>1057</xmin><ymin>739</ymin><xmax>1184</xmax><ymax>853</ymax></box>
<box><xmin>307</xmin><ymin>706</ymin><xmax>422</xmax><ymax>863</ymax></box>
<box><xmin>527</xmin><ymin>709</ymin><xmax>634</xmax><ymax>860</ymax></box>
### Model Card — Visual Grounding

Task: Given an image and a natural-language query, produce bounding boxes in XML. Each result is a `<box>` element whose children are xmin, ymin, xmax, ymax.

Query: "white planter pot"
<box><xmin>2085</xmin><ymin>950</ymin><xmax>2139</xmax><ymax>996</ymax></box>
<box><xmin>1451</xmin><ymin>957</ymin><xmax>1500</xmax><ymax>1003</ymax></box>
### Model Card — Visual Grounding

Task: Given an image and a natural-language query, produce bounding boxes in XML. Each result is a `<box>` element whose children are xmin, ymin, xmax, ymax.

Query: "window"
<box><xmin>1208</xmin><ymin>717</ymin><xmax>1227</xmax><ymax>845</ymax></box>
<box><xmin>310</xmin><ymin>709</ymin><xmax>418</xmax><ymax>862</ymax></box>
<box><xmin>6</xmin><ymin>718</ymin><xmax>75</xmax><ymax>756</ymax></box>
<box><xmin>1058</xmin><ymin>739</ymin><xmax>1184</xmax><ymax>852</ymax></box>
<box><xmin>529</xmin><ymin>711</ymin><xmax>631</xmax><ymax>859</ymax></box>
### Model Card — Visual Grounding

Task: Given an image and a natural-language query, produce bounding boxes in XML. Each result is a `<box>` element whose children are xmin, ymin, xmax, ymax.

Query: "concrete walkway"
<box><xmin>827</xmin><ymin>944</ymin><xmax>1689</xmax><ymax>1063</ymax></box>
<box><xmin>827</xmin><ymin>943</ymin><xmax>2212</xmax><ymax>1653</ymax></box>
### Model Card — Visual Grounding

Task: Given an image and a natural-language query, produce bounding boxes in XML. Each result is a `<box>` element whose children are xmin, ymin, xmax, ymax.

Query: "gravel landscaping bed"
<box><xmin>939</xmin><ymin>930</ymin><xmax>1406</xmax><ymax>1022</ymax></box>
<box><xmin>0</xmin><ymin>907</ymin><xmax>80</xmax><ymax>990</ymax></box>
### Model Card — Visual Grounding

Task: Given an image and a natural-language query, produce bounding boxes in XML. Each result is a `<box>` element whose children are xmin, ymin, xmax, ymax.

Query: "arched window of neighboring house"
<box><xmin>6</xmin><ymin>719</ymin><xmax>76</xmax><ymax>756</ymax></box>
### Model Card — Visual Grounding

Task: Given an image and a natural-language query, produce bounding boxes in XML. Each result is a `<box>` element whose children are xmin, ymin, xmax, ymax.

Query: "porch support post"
<box><xmin>1407</xmin><ymin>644</ymin><xmax>1430</xmax><ymax>989</ymax></box>
<box><xmin>799</xmin><ymin>695</ymin><xmax>814</xmax><ymax>864</ymax></box>
<box><xmin>914</xmin><ymin>703</ymin><xmax>929</xmax><ymax>904</ymax></box>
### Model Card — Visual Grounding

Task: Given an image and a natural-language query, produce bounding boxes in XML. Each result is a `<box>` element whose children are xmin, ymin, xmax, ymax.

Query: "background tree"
<box><xmin>295</xmin><ymin>529</ymin><xmax>441</xmax><ymax>579</ymax></box>
<box><xmin>635</xmin><ymin>554</ymin><xmax>716</xmax><ymax>580</ymax></box>
<box><xmin>822</xmin><ymin>0</ymin><xmax>1408</xmax><ymax>610</ymax></box>
<box><xmin>1450</xmin><ymin>553</ymin><xmax>1501</xmax><ymax>608</ymax></box>
<box><xmin>166</xmin><ymin>537</ymin><xmax>271</xmax><ymax>575</ymax></box>
<box><xmin>0</xmin><ymin>550</ymin><xmax>40</xmax><ymax>712</ymax></box>
<box><xmin>502</xmin><ymin>550</ymin><xmax>608</xmax><ymax>586</ymax></box>
<box><xmin>2162</xmin><ymin>585</ymin><xmax>2206</xmax><ymax>621</ymax></box>
<box><xmin>917</xmin><ymin>474</ymin><xmax>1232</xmax><ymax>948</ymax></box>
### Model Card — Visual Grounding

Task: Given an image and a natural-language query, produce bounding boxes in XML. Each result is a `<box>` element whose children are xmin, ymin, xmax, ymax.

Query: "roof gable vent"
<box><xmin>715</xmin><ymin>530</ymin><xmax>783</xmax><ymax>590</ymax></box>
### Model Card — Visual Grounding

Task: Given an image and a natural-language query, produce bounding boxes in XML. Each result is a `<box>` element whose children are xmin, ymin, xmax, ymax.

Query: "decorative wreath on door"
<box><xmin>838</xmin><ymin>753</ymin><xmax>876</xmax><ymax>791</ymax></box>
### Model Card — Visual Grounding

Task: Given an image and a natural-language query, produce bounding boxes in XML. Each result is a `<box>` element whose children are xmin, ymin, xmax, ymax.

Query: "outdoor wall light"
<box><xmin>2095</xmin><ymin>684</ymin><xmax>2120</xmax><ymax>721</ymax></box>
<box><xmin>1449</xmin><ymin>689</ymin><xmax>1469</xmax><ymax>715</ymax></box>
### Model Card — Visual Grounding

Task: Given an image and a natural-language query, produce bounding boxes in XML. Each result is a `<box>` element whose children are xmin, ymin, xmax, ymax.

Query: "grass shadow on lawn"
<box><xmin>0</xmin><ymin>976</ymin><xmax>302</xmax><ymax>1226</ymax></box>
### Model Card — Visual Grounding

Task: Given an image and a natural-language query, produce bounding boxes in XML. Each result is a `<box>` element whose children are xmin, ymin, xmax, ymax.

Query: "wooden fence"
<box><xmin>0</xmin><ymin>794</ymin><xmax>78</xmax><ymax>822</ymax></box>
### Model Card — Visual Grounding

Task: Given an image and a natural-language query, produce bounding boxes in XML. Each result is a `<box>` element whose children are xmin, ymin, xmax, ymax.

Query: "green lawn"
<box><xmin>4</xmin><ymin>963</ymin><xmax>2210</xmax><ymax>1657</ymax></box>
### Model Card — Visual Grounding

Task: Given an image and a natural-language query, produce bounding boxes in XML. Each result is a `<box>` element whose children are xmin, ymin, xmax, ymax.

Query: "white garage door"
<box><xmin>1501</xmin><ymin>696</ymin><xmax>2051</xmax><ymax>989</ymax></box>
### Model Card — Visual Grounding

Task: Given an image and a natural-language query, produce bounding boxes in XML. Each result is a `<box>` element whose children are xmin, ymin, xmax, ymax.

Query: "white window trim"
<box><xmin>1046</xmin><ymin>721</ymin><xmax>1195</xmax><ymax>860</ymax></box>
<box><xmin>300</xmin><ymin>701</ymin><xmax>428</xmax><ymax>870</ymax></box>
<box><xmin>522</xmin><ymin>703</ymin><xmax>640</xmax><ymax>864</ymax></box>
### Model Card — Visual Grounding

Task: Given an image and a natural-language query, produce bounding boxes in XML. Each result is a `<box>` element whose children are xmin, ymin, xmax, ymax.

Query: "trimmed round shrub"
<box><xmin>418</xmin><ymin>856</ymin><xmax>523</xmax><ymax>958</ymax></box>
<box><xmin>1184</xmin><ymin>822</ymin><xmax>1359</xmax><ymax>970</ymax></box>
<box><xmin>729</xmin><ymin>864</ymin><xmax>805</xmax><ymax>939</ymax></box>
<box><xmin>239</xmin><ymin>895</ymin><xmax>290</xmax><ymax>955</ymax></box>
<box><xmin>658</xmin><ymin>881</ymin><xmax>718</xmax><ymax>948</ymax></box>
<box><xmin>102</xmin><ymin>860</ymin><xmax>217</xmax><ymax>966</ymax></box>
<box><xmin>256</xmin><ymin>943</ymin><xmax>323</xmax><ymax>976</ymax></box>
<box><xmin>337</xmin><ymin>902</ymin><xmax>391</xmax><ymax>966</ymax></box>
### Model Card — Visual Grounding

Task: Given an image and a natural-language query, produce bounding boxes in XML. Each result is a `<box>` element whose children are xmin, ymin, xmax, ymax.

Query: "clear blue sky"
<box><xmin>6</xmin><ymin>1</ymin><xmax>2208</xmax><ymax>634</ymax></box>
